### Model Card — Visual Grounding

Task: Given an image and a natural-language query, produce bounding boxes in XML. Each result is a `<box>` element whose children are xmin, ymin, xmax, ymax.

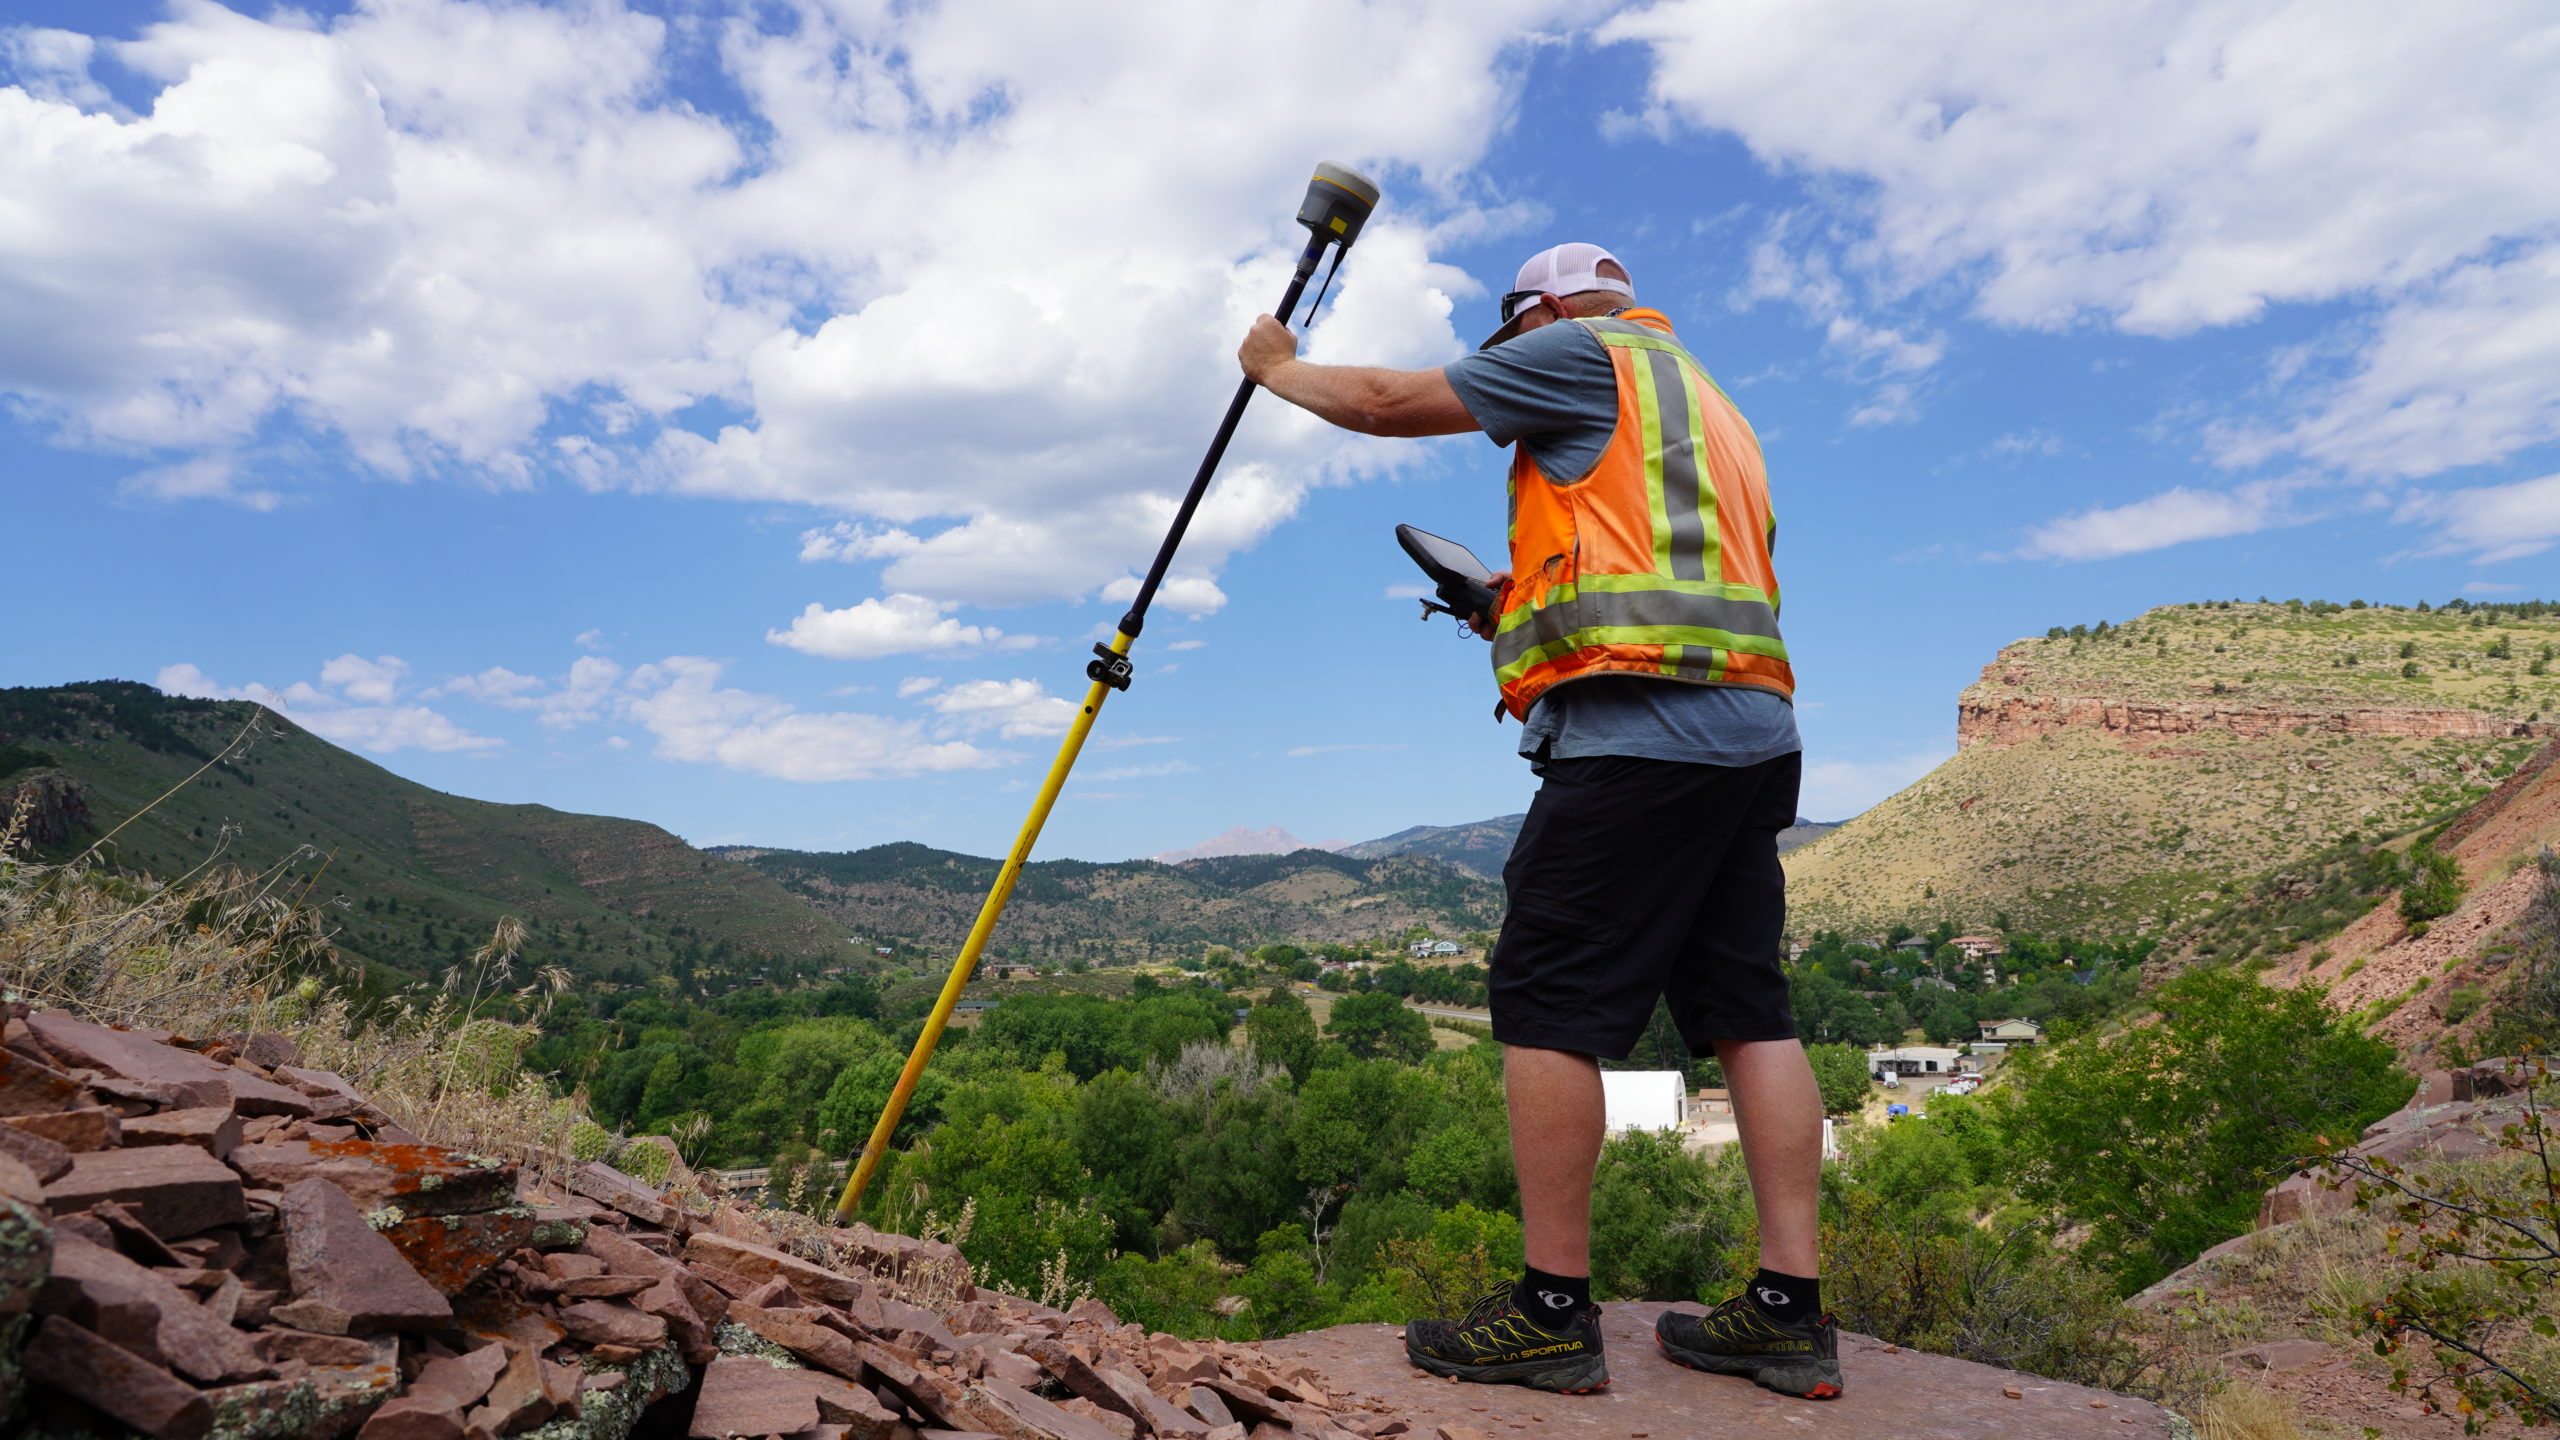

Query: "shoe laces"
<box><xmin>1456</xmin><ymin>1284</ymin><xmax>1521</xmax><ymax>1329</ymax></box>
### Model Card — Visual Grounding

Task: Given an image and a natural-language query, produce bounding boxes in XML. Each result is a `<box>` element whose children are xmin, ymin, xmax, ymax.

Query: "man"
<box><xmin>1236</xmin><ymin>242</ymin><xmax>1837</xmax><ymax>1400</ymax></box>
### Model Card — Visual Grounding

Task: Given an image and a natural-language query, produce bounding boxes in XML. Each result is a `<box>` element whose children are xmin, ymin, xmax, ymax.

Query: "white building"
<box><xmin>1601</xmin><ymin>1071</ymin><xmax>1686</xmax><ymax>1134</ymax></box>
<box><xmin>1866</xmin><ymin>1045</ymin><xmax>1964</xmax><ymax>1078</ymax></box>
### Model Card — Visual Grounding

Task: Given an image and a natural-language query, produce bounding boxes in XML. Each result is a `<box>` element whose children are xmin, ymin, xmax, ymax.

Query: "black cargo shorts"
<box><xmin>1487</xmin><ymin>750</ymin><xmax>1800</xmax><ymax>1059</ymax></box>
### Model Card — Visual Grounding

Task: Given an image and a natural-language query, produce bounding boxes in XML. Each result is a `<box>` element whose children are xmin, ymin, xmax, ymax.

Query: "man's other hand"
<box><xmin>1469</xmin><ymin>571</ymin><xmax>1510</xmax><ymax>640</ymax></box>
<box><xmin>1240</xmin><ymin>315</ymin><xmax>1298</xmax><ymax>386</ymax></box>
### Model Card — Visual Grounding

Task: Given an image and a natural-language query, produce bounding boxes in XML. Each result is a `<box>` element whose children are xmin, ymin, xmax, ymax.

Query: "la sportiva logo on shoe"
<box><xmin>1509</xmin><ymin>1341</ymin><xmax>1585</xmax><ymax>1358</ymax></box>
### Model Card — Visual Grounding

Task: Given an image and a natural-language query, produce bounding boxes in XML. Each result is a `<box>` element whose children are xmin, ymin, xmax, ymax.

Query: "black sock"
<box><xmin>1512</xmin><ymin>1267</ymin><xmax>1591</xmax><ymax>1329</ymax></box>
<box><xmin>1747</xmin><ymin>1269</ymin><xmax>1819</xmax><ymax>1325</ymax></box>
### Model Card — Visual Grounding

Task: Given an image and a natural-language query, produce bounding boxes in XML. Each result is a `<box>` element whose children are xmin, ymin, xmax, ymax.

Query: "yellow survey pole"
<box><xmin>830</xmin><ymin>162</ymin><xmax>1378</xmax><ymax>1222</ymax></box>
<box><xmin>832</xmin><ymin>632</ymin><xmax>1129</xmax><ymax>1219</ymax></box>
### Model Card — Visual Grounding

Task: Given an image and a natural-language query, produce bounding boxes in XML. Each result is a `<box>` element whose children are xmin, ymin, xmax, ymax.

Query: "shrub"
<box><xmin>2002</xmin><ymin>968</ymin><xmax>2411</xmax><ymax>1291</ymax></box>
<box><xmin>2400</xmin><ymin>842</ymin><xmax>2468</xmax><ymax>926</ymax></box>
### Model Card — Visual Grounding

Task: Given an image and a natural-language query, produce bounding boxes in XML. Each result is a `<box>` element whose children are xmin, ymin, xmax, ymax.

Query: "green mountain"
<box><xmin>0</xmin><ymin>681</ymin><xmax>852</xmax><ymax>987</ymax></box>
<box><xmin>717</xmin><ymin>842</ymin><xmax>1507</xmax><ymax>960</ymax></box>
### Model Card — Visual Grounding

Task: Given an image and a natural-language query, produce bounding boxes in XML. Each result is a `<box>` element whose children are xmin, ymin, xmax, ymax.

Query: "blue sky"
<box><xmin>6</xmin><ymin>0</ymin><xmax>2557</xmax><ymax>861</ymax></box>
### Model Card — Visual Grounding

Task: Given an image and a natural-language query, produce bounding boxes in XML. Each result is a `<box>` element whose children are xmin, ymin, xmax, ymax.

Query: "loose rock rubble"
<box><xmin>2257</xmin><ymin>1061</ymin><xmax>2539</xmax><ymax>1228</ymax></box>
<box><xmin>0</xmin><ymin>1004</ymin><xmax>1441</xmax><ymax>1440</ymax></box>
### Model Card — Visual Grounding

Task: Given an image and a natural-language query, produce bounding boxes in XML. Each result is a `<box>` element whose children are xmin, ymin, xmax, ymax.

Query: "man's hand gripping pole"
<box><xmin>831</xmin><ymin>163</ymin><xmax>1379</xmax><ymax>1222</ymax></box>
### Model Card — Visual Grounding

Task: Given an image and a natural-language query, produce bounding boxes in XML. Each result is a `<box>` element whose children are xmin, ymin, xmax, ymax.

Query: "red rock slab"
<box><xmin>1258</xmin><ymin>1304</ymin><xmax>2177</xmax><ymax>1438</ymax></box>
<box><xmin>580</xmin><ymin>1228</ymin><xmax>723</xmax><ymax>1357</ymax></box>
<box><xmin>692</xmin><ymin>1356</ymin><xmax>825</xmax><ymax>1438</ymax></box>
<box><xmin>359</xmin><ymin>1392</ymin><xmax>468</xmax><ymax>1440</ymax></box>
<box><xmin>24</xmin><ymin>1314</ymin><xmax>216</xmax><ymax>1440</ymax></box>
<box><xmin>467</xmin><ymin>1343</ymin><xmax>563</xmax><ymax>1438</ymax></box>
<box><xmin>123</xmin><ymin>1106</ymin><xmax>245</xmax><ymax>1159</ymax></box>
<box><xmin>843</xmin><ymin>1221</ymin><xmax>974</xmax><ymax>1290</ymax></box>
<box><xmin>684</xmin><ymin>1230</ymin><xmax>866</xmax><ymax>1305</ymax></box>
<box><xmin>228</xmin><ymin>1139</ymin><xmax>518</xmax><ymax>1218</ymax></box>
<box><xmin>727</xmin><ymin>1302</ymin><xmax>871</xmax><ymax>1382</ymax></box>
<box><xmin>6</xmin><ymin>1104</ymin><xmax>119</xmax><ymax>1151</ymax></box>
<box><xmin>0</xmin><ymin>1044</ymin><xmax>92</xmax><ymax>1115</ymax></box>
<box><xmin>967</xmin><ymin>1378</ymin><xmax>1128</xmax><ymax>1440</ymax></box>
<box><xmin>557</xmin><ymin>1299</ymin><xmax>670</xmax><ymax>1349</ymax></box>
<box><xmin>381</xmin><ymin>1205</ymin><xmax>535</xmax><ymax>1295</ymax></box>
<box><xmin>275</xmin><ymin>1177</ymin><xmax>454</xmax><ymax>1335</ymax></box>
<box><xmin>855</xmin><ymin>1338</ymin><xmax>977</xmax><ymax>1430</ymax></box>
<box><xmin>0</xmin><ymin>1149</ymin><xmax>42</xmax><ymax>1205</ymax></box>
<box><xmin>48</xmin><ymin>1144</ymin><xmax>246</xmax><ymax>1239</ymax></box>
<box><xmin>569</xmin><ymin>1160</ymin><xmax>679</xmax><ymax>1229</ymax></box>
<box><xmin>0</xmin><ymin>1117</ymin><xmax>74</xmax><ymax>1182</ymax></box>
<box><xmin>40</xmin><ymin>1231</ymin><xmax>271</xmax><ymax>1380</ymax></box>
<box><xmin>27</xmin><ymin>1011</ymin><xmax>314</xmax><ymax>1116</ymax></box>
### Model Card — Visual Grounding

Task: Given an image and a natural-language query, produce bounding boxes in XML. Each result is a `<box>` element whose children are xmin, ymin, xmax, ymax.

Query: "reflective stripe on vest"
<box><xmin>1493</xmin><ymin>311</ymin><xmax>1792</xmax><ymax>719</ymax></box>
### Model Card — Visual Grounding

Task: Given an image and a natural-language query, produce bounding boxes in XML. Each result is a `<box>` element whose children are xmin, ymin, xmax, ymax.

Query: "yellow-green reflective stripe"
<box><xmin>1495</xmin><ymin>625</ymin><xmax>1790</xmax><ymax>684</ymax></box>
<box><xmin>1629</xmin><ymin>341</ymin><xmax>1673</xmax><ymax>577</ymax></box>
<box><xmin>1492</xmin><ymin>585</ymin><xmax>1789</xmax><ymax>672</ymax></box>
<box><xmin>1570</xmin><ymin>572</ymin><xmax>1775</xmax><ymax>605</ymax></box>
<box><xmin>1491</xmin><ymin>582</ymin><xmax>1784</xmax><ymax>655</ymax></box>
<box><xmin>1645</xmin><ymin>346</ymin><xmax>1712</xmax><ymax>583</ymax></box>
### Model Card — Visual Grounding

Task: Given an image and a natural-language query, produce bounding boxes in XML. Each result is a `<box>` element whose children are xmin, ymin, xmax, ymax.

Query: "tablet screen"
<box><xmin>1396</xmin><ymin>524</ymin><xmax>1494</xmax><ymax>585</ymax></box>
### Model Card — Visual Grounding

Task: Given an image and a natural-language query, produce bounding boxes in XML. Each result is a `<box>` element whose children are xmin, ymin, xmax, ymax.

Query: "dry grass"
<box><xmin>0</xmin><ymin>803</ymin><xmax>583</xmax><ymax>1183</ymax></box>
<box><xmin>2</xmin><ymin>795</ymin><xmax>945</xmax><ymax>1299</ymax></box>
<box><xmin>2195</xmin><ymin>1380</ymin><xmax>2323</xmax><ymax>1440</ymax></box>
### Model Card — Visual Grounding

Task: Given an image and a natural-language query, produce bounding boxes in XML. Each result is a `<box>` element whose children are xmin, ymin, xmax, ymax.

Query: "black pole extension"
<box><xmin>1112</xmin><ymin>229</ymin><xmax>1334</xmax><ymax>642</ymax></box>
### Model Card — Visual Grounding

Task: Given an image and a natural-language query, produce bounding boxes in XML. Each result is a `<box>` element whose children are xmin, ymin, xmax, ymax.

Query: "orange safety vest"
<box><xmin>1492</xmin><ymin>310</ymin><xmax>1792</xmax><ymax>721</ymax></box>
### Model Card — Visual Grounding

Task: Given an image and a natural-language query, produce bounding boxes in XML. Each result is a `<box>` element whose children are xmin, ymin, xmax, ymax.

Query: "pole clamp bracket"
<box><xmin>1086</xmin><ymin>645</ymin><xmax>1134</xmax><ymax>691</ymax></box>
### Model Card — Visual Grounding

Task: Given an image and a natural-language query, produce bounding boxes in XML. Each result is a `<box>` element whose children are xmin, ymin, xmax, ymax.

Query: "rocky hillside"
<box><xmin>722</xmin><ymin>843</ymin><xmax>1506</xmax><ymax>961</ymax></box>
<box><xmin>0</xmin><ymin>682</ymin><xmax>851</xmax><ymax>985</ymax></box>
<box><xmin>2264</xmin><ymin>733</ymin><xmax>2560</xmax><ymax>1060</ymax></box>
<box><xmin>1784</xmin><ymin>600</ymin><xmax>2558</xmax><ymax>938</ymax></box>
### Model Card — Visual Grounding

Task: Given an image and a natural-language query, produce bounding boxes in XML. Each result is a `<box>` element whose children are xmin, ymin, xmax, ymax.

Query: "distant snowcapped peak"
<box><xmin>1151</xmin><ymin>825</ymin><xmax>1349</xmax><ymax>864</ymax></box>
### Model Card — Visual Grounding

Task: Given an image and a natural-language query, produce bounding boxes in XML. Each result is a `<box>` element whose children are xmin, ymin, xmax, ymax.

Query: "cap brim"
<box><xmin>1478</xmin><ymin>315</ymin><xmax>1527</xmax><ymax>351</ymax></box>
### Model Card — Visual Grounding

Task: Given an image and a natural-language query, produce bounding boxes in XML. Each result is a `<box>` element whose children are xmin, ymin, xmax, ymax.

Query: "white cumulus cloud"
<box><xmin>1</xmin><ymin>0</ymin><xmax>1576</xmax><ymax>601</ymax></box>
<box><xmin>922</xmin><ymin>679</ymin><xmax>1079</xmax><ymax>740</ymax></box>
<box><xmin>2018</xmin><ymin>482</ymin><xmax>2297</xmax><ymax>562</ymax></box>
<box><xmin>617</xmin><ymin>657</ymin><xmax>1004</xmax><ymax>782</ymax></box>
<box><xmin>767</xmin><ymin>593</ymin><xmax>1037</xmax><ymax>661</ymax></box>
<box><xmin>1607</xmin><ymin>0</ymin><xmax>2560</xmax><ymax>536</ymax></box>
<box><xmin>156</xmin><ymin>655</ymin><xmax>500</xmax><ymax>754</ymax></box>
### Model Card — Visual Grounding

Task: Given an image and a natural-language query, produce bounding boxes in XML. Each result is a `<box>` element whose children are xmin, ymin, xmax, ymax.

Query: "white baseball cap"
<box><xmin>1481</xmin><ymin>242</ymin><xmax>1634</xmax><ymax>349</ymax></box>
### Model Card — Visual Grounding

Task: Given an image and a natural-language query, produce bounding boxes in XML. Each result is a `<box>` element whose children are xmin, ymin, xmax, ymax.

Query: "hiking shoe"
<box><xmin>1404</xmin><ymin>1286</ymin><xmax>1610</xmax><ymax>1393</ymax></box>
<box><xmin>1655</xmin><ymin>1293</ymin><xmax>1844</xmax><ymax>1399</ymax></box>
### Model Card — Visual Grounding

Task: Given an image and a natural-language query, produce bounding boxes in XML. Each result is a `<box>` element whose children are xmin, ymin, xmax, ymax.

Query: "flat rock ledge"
<box><xmin>1262</xmin><ymin>1303</ymin><xmax>2178</xmax><ymax>1439</ymax></box>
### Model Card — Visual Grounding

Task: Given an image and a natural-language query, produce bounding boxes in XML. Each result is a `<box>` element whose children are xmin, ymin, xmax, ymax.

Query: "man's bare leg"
<box><xmin>1504</xmin><ymin>1044</ymin><xmax>1605</xmax><ymax>1274</ymax></box>
<box><xmin>1714</xmin><ymin>1036</ymin><xmax>1822</xmax><ymax>1277</ymax></box>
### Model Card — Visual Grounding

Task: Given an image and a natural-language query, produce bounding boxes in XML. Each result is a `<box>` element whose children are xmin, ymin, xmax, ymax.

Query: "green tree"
<box><xmin>978</xmin><ymin>993</ymin><xmax>1136</xmax><ymax>1078</ymax></box>
<box><xmin>1805</xmin><ymin>1043</ymin><xmax>1872</xmax><ymax>1116</ymax></box>
<box><xmin>2003</xmin><ymin>968</ymin><xmax>2411</xmax><ymax>1290</ymax></box>
<box><xmin>1588</xmin><ymin>1132</ymin><xmax>1754</xmax><ymax>1302</ymax></box>
<box><xmin>1918</xmin><ymin>992</ymin><xmax>1974</xmax><ymax>1045</ymax></box>
<box><xmin>1325</xmin><ymin>991</ymin><xmax>1433</xmax><ymax>1063</ymax></box>
<box><xmin>1070</xmin><ymin>1069</ymin><xmax>1182</xmax><ymax>1249</ymax></box>
<box><xmin>2400</xmin><ymin>841</ymin><xmax>2468</xmax><ymax>926</ymax></box>
<box><xmin>1246</xmin><ymin>989</ymin><xmax>1321</xmax><ymax>1083</ymax></box>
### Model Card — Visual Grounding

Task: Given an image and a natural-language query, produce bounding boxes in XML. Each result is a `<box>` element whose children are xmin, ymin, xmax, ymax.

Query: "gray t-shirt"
<box><xmin>1441</xmin><ymin>318</ymin><xmax>1801</xmax><ymax>770</ymax></box>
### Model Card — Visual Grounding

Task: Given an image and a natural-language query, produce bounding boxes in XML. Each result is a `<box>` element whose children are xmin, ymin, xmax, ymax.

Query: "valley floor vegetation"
<box><xmin>0</xmin><ymin>801</ymin><xmax>2435</xmax><ymax>1423</ymax></box>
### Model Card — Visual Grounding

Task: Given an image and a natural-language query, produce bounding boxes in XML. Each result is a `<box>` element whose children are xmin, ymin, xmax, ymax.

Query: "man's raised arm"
<box><xmin>1237</xmin><ymin>315</ymin><xmax>1478</xmax><ymax>438</ymax></box>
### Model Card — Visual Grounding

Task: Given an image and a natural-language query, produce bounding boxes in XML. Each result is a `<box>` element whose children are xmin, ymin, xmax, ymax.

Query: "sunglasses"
<box><xmin>1498</xmin><ymin>290</ymin><xmax>1552</xmax><ymax>324</ymax></box>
